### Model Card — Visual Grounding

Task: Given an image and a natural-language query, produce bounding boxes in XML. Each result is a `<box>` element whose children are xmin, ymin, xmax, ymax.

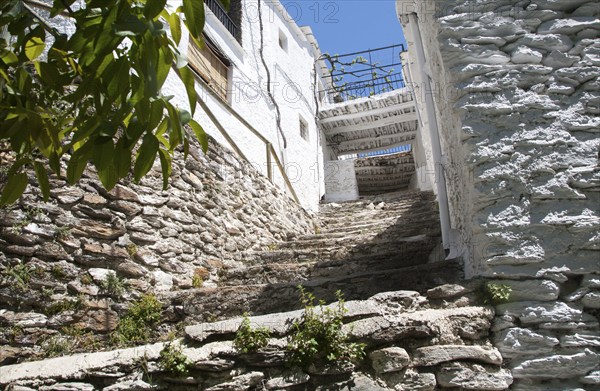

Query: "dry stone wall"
<box><xmin>1</xmin><ymin>285</ymin><xmax>506</xmax><ymax>391</ymax></box>
<box><xmin>400</xmin><ymin>0</ymin><xmax>600</xmax><ymax>389</ymax></box>
<box><xmin>0</xmin><ymin>137</ymin><xmax>313</xmax><ymax>364</ymax></box>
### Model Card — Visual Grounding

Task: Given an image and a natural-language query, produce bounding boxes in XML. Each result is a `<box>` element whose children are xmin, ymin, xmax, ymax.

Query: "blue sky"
<box><xmin>279</xmin><ymin>0</ymin><xmax>407</xmax><ymax>56</ymax></box>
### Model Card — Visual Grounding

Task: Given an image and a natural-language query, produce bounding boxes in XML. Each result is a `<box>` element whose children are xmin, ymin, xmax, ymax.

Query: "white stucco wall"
<box><xmin>323</xmin><ymin>160</ymin><xmax>359</xmax><ymax>203</ymax></box>
<box><xmin>163</xmin><ymin>0</ymin><xmax>326</xmax><ymax>212</ymax></box>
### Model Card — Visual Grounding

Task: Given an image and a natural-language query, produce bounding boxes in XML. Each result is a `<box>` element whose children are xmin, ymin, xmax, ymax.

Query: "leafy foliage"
<box><xmin>100</xmin><ymin>271</ymin><xmax>126</xmax><ymax>298</ymax></box>
<box><xmin>233</xmin><ymin>313</ymin><xmax>271</xmax><ymax>354</ymax></box>
<box><xmin>485</xmin><ymin>282</ymin><xmax>512</xmax><ymax>304</ymax></box>
<box><xmin>159</xmin><ymin>341</ymin><xmax>190</xmax><ymax>376</ymax></box>
<box><xmin>112</xmin><ymin>293</ymin><xmax>162</xmax><ymax>346</ymax></box>
<box><xmin>0</xmin><ymin>0</ymin><xmax>226</xmax><ymax>205</ymax></box>
<box><xmin>286</xmin><ymin>286</ymin><xmax>365</xmax><ymax>369</ymax></box>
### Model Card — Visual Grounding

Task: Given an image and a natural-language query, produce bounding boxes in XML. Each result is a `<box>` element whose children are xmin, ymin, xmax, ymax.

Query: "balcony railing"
<box><xmin>204</xmin><ymin>0</ymin><xmax>240</xmax><ymax>41</ymax></box>
<box><xmin>318</xmin><ymin>44</ymin><xmax>407</xmax><ymax>102</ymax></box>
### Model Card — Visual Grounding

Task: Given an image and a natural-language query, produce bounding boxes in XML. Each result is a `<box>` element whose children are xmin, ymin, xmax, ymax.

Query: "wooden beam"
<box><xmin>324</xmin><ymin>112</ymin><xmax>418</xmax><ymax>135</ymax></box>
<box><xmin>335</xmin><ymin>131</ymin><xmax>417</xmax><ymax>149</ymax></box>
<box><xmin>337</xmin><ymin>141</ymin><xmax>415</xmax><ymax>157</ymax></box>
<box><xmin>319</xmin><ymin>101</ymin><xmax>416</xmax><ymax>124</ymax></box>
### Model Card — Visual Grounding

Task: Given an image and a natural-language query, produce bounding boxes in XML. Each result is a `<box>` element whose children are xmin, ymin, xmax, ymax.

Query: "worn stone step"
<box><xmin>277</xmin><ymin>230</ymin><xmax>441</xmax><ymax>255</ymax></box>
<box><xmin>241</xmin><ymin>232</ymin><xmax>441</xmax><ymax>266</ymax></box>
<box><xmin>176</xmin><ymin>259</ymin><xmax>464</xmax><ymax>322</ymax></box>
<box><xmin>222</xmin><ymin>239</ymin><xmax>441</xmax><ymax>286</ymax></box>
<box><xmin>318</xmin><ymin>190</ymin><xmax>435</xmax><ymax>212</ymax></box>
<box><xmin>319</xmin><ymin>206</ymin><xmax>439</xmax><ymax>232</ymax></box>
<box><xmin>299</xmin><ymin>217</ymin><xmax>441</xmax><ymax>246</ymax></box>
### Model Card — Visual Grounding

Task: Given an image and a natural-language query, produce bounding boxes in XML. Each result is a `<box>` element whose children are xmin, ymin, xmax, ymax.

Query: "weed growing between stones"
<box><xmin>2</xmin><ymin>262</ymin><xmax>35</xmax><ymax>290</ymax></box>
<box><xmin>233</xmin><ymin>313</ymin><xmax>271</xmax><ymax>354</ymax></box>
<box><xmin>54</xmin><ymin>225</ymin><xmax>72</xmax><ymax>241</ymax></box>
<box><xmin>50</xmin><ymin>265</ymin><xmax>67</xmax><ymax>279</ymax></box>
<box><xmin>80</xmin><ymin>273</ymin><xmax>93</xmax><ymax>285</ymax></box>
<box><xmin>100</xmin><ymin>272</ymin><xmax>126</xmax><ymax>298</ymax></box>
<box><xmin>286</xmin><ymin>286</ymin><xmax>365</xmax><ymax>369</ymax></box>
<box><xmin>159</xmin><ymin>341</ymin><xmax>190</xmax><ymax>376</ymax></box>
<box><xmin>485</xmin><ymin>282</ymin><xmax>512</xmax><ymax>304</ymax></box>
<box><xmin>44</xmin><ymin>296</ymin><xmax>84</xmax><ymax>316</ymax></box>
<box><xmin>192</xmin><ymin>268</ymin><xmax>207</xmax><ymax>288</ymax></box>
<box><xmin>112</xmin><ymin>294</ymin><xmax>163</xmax><ymax>346</ymax></box>
<box><xmin>41</xmin><ymin>325</ymin><xmax>99</xmax><ymax>358</ymax></box>
<box><xmin>126</xmin><ymin>243</ymin><xmax>138</xmax><ymax>257</ymax></box>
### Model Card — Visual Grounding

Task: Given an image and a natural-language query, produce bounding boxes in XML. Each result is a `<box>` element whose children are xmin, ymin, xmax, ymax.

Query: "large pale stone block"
<box><xmin>369</xmin><ymin>347</ymin><xmax>410</xmax><ymax>374</ymax></box>
<box><xmin>502</xmin><ymin>280</ymin><xmax>560</xmax><ymax>302</ymax></box>
<box><xmin>581</xmin><ymin>292</ymin><xmax>600</xmax><ymax>308</ymax></box>
<box><xmin>494</xmin><ymin>327</ymin><xmax>559</xmax><ymax>358</ymax></box>
<box><xmin>496</xmin><ymin>301</ymin><xmax>594</xmax><ymax>324</ymax></box>
<box><xmin>560</xmin><ymin>332</ymin><xmax>600</xmax><ymax>347</ymax></box>
<box><xmin>436</xmin><ymin>364</ymin><xmax>513</xmax><ymax>390</ymax></box>
<box><xmin>412</xmin><ymin>345</ymin><xmax>502</xmax><ymax>366</ymax></box>
<box><xmin>511</xmin><ymin>349</ymin><xmax>599</xmax><ymax>379</ymax></box>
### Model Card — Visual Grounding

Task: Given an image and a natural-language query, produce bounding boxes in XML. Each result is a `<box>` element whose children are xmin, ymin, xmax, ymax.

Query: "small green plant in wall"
<box><xmin>126</xmin><ymin>243</ymin><xmax>138</xmax><ymax>257</ymax></box>
<box><xmin>286</xmin><ymin>286</ymin><xmax>365</xmax><ymax>369</ymax></box>
<box><xmin>159</xmin><ymin>341</ymin><xmax>190</xmax><ymax>377</ymax></box>
<box><xmin>485</xmin><ymin>282</ymin><xmax>512</xmax><ymax>304</ymax></box>
<box><xmin>100</xmin><ymin>272</ymin><xmax>126</xmax><ymax>298</ymax></box>
<box><xmin>112</xmin><ymin>294</ymin><xmax>163</xmax><ymax>346</ymax></box>
<box><xmin>233</xmin><ymin>313</ymin><xmax>271</xmax><ymax>354</ymax></box>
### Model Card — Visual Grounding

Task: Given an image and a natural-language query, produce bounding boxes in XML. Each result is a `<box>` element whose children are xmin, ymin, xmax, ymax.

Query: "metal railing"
<box><xmin>318</xmin><ymin>44</ymin><xmax>407</xmax><ymax>102</ymax></box>
<box><xmin>204</xmin><ymin>0</ymin><xmax>240</xmax><ymax>41</ymax></box>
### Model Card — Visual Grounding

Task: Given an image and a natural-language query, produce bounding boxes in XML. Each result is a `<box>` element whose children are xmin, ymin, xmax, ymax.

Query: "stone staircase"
<box><xmin>175</xmin><ymin>189</ymin><xmax>463</xmax><ymax>322</ymax></box>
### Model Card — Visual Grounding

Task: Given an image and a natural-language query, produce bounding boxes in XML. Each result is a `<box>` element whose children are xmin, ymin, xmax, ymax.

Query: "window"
<box><xmin>188</xmin><ymin>36</ymin><xmax>231</xmax><ymax>101</ymax></box>
<box><xmin>299</xmin><ymin>116</ymin><xmax>309</xmax><ymax>141</ymax></box>
<box><xmin>279</xmin><ymin>29</ymin><xmax>288</xmax><ymax>52</ymax></box>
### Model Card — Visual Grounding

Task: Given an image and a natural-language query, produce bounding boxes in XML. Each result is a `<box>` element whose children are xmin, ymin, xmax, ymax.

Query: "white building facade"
<box><xmin>162</xmin><ymin>0</ymin><xmax>329</xmax><ymax>212</ymax></box>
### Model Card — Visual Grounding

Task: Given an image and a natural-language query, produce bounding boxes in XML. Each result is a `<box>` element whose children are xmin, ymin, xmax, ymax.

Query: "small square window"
<box><xmin>279</xmin><ymin>29</ymin><xmax>288</xmax><ymax>52</ymax></box>
<box><xmin>299</xmin><ymin>117</ymin><xmax>309</xmax><ymax>141</ymax></box>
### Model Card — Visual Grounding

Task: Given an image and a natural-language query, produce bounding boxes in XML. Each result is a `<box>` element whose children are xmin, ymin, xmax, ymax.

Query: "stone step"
<box><xmin>222</xmin><ymin>239</ymin><xmax>441</xmax><ymax>286</ymax></box>
<box><xmin>318</xmin><ymin>195</ymin><xmax>434</xmax><ymax>216</ymax></box>
<box><xmin>318</xmin><ymin>204</ymin><xmax>438</xmax><ymax>230</ymax></box>
<box><xmin>279</xmin><ymin>225</ymin><xmax>441</xmax><ymax>252</ymax></box>
<box><xmin>319</xmin><ymin>190</ymin><xmax>435</xmax><ymax>211</ymax></box>
<box><xmin>176</xmin><ymin>259</ymin><xmax>464</xmax><ymax>322</ymax></box>
<box><xmin>318</xmin><ymin>218</ymin><xmax>440</xmax><ymax>241</ymax></box>
<box><xmin>241</xmin><ymin>231</ymin><xmax>441</xmax><ymax>266</ymax></box>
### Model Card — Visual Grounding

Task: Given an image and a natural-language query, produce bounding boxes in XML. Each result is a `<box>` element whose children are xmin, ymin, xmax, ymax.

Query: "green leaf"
<box><xmin>182</xmin><ymin>0</ymin><xmax>205</xmax><ymax>40</ymax></box>
<box><xmin>144</xmin><ymin>0</ymin><xmax>168</xmax><ymax>19</ymax></box>
<box><xmin>114</xmin><ymin>138</ymin><xmax>132</xmax><ymax>179</ymax></box>
<box><xmin>92</xmin><ymin>138</ymin><xmax>116</xmax><ymax>189</ymax></box>
<box><xmin>168</xmin><ymin>12</ymin><xmax>182</xmax><ymax>45</ymax></box>
<box><xmin>165</xmin><ymin>102</ymin><xmax>182</xmax><ymax>151</ymax></box>
<box><xmin>178</xmin><ymin>66</ymin><xmax>197</xmax><ymax>115</ymax></box>
<box><xmin>97</xmin><ymin>163</ymin><xmax>118</xmax><ymax>190</ymax></box>
<box><xmin>0</xmin><ymin>172</ymin><xmax>28</xmax><ymax>206</ymax></box>
<box><xmin>158</xmin><ymin>148</ymin><xmax>172</xmax><ymax>190</ymax></box>
<box><xmin>25</xmin><ymin>37</ymin><xmax>45</xmax><ymax>60</ymax></box>
<box><xmin>134</xmin><ymin>133</ymin><xmax>159</xmax><ymax>182</ymax></box>
<box><xmin>189</xmin><ymin>119</ymin><xmax>208</xmax><ymax>153</ymax></box>
<box><xmin>0</xmin><ymin>50</ymin><xmax>18</xmax><ymax>65</ymax></box>
<box><xmin>33</xmin><ymin>162</ymin><xmax>50</xmax><ymax>201</ymax></box>
<box><xmin>66</xmin><ymin>143</ymin><xmax>92</xmax><ymax>184</ymax></box>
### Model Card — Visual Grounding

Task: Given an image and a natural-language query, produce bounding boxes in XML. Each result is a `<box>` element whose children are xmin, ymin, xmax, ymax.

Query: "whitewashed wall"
<box><xmin>398</xmin><ymin>0</ymin><xmax>600</xmax><ymax>388</ymax></box>
<box><xmin>164</xmin><ymin>0</ymin><xmax>326</xmax><ymax>212</ymax></box>
<box><xmin>323</xmin><ymin>160</ymin><xmax>359</xmax><ymax>202</ymax></box>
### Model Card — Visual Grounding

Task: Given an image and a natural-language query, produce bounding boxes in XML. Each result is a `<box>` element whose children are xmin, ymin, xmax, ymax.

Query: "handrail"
<box><xmin>203</xmin><ymin>0</ymin><xmax>239</xmax><ymax>41</ymax></box>
<box><xmin>173</xmin><ymin>66</ymin><xmax>301</xmax><ymax>205</ymax></box>
<box><xmin>268</xmin><ymin>144</ymin><xmax>300</xmax><ymax>203</ymax></box>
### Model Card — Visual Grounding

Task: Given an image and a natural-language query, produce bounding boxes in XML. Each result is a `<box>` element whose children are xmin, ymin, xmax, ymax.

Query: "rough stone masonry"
<box><xmin>399</xmin><ymin>0</ymin><xmax>599</xmax><ymax>389</ymax></box>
